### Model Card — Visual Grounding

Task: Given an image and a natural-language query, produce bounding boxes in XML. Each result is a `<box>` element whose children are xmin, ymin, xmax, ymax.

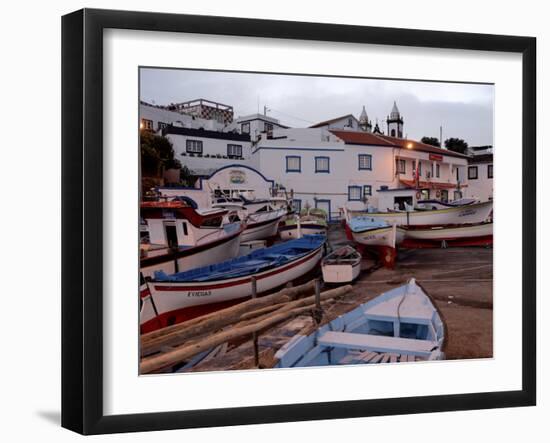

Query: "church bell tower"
<box><xmin>386</xmin><ymin>101</ymin><xmax>404</xmax><ymax>138</ymax></box>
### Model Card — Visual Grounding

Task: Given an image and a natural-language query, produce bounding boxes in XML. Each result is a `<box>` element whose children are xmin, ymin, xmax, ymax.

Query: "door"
<box><xmin>315</xmin><ymin>199</ymin><xmax>331</xmax><ymax>221</ymax></box>
<box><xmin>164</xmin><ymin>224</ymin><xmax>178</xmax><ymax>248</ymax></box>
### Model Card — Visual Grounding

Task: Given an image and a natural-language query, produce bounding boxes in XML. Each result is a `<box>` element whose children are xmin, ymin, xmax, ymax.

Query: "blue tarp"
<box><xmin>349</xmin><ymin>216</ymin><xmax>389</xmax><ymax>233</ymax></box>
<box><xmin>154</xmin><ymin>234</ymin><xmax>325</xmax><ymax>282</ymax></box>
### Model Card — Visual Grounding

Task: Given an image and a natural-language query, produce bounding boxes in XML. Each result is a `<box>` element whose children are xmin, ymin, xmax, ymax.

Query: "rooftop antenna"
<box><xmin>257</xmin><ymin>96</ymin><xmax>260</xmax><ymax>114</ymax></box>
<box><xmin>440</xmin><ymin>125</ymin><xmax>444</xmax><ymax>148</ymax></box>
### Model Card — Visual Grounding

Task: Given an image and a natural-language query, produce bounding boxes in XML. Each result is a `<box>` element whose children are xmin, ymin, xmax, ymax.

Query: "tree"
<box><xmin>445</xmin><ymin>138</ymin><xmax>469</xmax><ymax>154</ymax></box>
<box><xmin>140</xmin><ymin>130</ymin><xmax>176</xmax><ymax>176</ymax></box>
<box><xmin>421</xmin><ymin>136</ymin><xmax>440</xmax><ymax>147</ymax></box>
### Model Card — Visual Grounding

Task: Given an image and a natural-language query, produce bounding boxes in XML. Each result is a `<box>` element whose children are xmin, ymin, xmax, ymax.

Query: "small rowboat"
<box><xmin>275</xmin><ymin>278</ymin><xmax>446</xmax><ymax>368</ymax></box>
<box><xmin>321</xmin><ymin>246</ymin><xmax>362</xmax><ymax>283</ymax></box>
<box><xmin>347</xmin><ymin>215</ymin><xmax>405</xmax><ymax>248</ymax></box>
<box><xmin>140</xmin><ymin>235</ymin><xmax>326</xmax><ymax>333</ymax></box>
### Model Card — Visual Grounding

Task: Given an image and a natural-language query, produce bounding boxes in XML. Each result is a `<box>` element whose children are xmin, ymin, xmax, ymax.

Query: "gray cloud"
<box><xmin>140</xmin><ymin>68</ymin><xmax>494</xmax><ymax>146</ymax></box>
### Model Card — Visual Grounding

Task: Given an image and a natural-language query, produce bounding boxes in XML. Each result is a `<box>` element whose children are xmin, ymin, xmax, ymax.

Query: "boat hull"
<box><xmin>279</xmin><ymin>223</ymin><xmax>327</xmax><ymax>240</ymax></box>
<box><xmin>141</xmin><ymin>244</ymin><xmax>324</xmax><ymax>332</ymax></box>
<box><xmin>140</xmin><ymin>229</ymin><xmax>242</xmax><ymax>279</ymax></box>
<box><xmin>403</xmin><ymin>222</ymin><xmax>493</xmax><ymax>241</ymax></box>
<box><xmin>241</xmin><ymin>216</ymin><xmax>282</xmax><ymax>242</ymax></box>
<box><xmin>348</xmin><ymin>201</ymin><xmax>493</xmax><ymax>226</ymax></box>
<box><xmin>322</xmin><ymin>261</ymin><xmax>361</xmax><ymax>283</ymax></box>
<box><xmin>350</xmin><ymin>225</ymin><xmax>405</xmax><ymax>248</ymax></box>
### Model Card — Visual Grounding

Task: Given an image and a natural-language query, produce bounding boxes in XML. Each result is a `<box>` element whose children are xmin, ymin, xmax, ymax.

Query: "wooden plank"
<box><xmin>389</xmin><ymin>354</ymin><xmax>398</xmax><ymax>363</ymax></box>
<box><xmin>368</xmin><ymin>353</ymin><xmax>384</xmax><ymax>364</ymax></box>
<box><xmin>408</xmin><ymin>355</ymin><xmax>416</xmax><ymax>362</ymax></box>
<box><xmin>380</xmin><ymin>353</ymin><xmax>391</xmax><ymax>364</ymax></box>
<box><xmin>317</xmin><ymin>331</ymin><xmax>436</xmax><ymax>357</ymax></box>
<box><xmin>357</xmin><ymin>351</ymin><xmax>378</xmax><ymax>363</ymax></box>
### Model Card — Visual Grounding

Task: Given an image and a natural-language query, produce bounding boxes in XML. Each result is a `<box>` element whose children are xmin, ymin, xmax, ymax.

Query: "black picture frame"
<box><xmin>62</xmin><ymin>8</ymin><xmax>536</xmax><ymax>435</ymax></box>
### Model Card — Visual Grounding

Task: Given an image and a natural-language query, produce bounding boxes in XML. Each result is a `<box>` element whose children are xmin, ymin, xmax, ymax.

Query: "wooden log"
<box><xmin>141</xmin><ymin>280</ymin><xmax>315</xmax><ymax>355</ymax></box>
<box><xmin>142</xmin><ymin>283</ymin><xmax>351</xmax><ymax>356</ymax></box>
<box><xmin>141</xmin><ymin>279</ymin><xmax>316</xmax><ymax>343</ymax></box>
<box><xmin>141</xmin><ymin>304</ymin><xmax>319</xmax><ymax>374</ymax></box>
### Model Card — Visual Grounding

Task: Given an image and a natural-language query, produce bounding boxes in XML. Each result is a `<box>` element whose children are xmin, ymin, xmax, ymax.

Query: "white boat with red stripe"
<box><xmin>140</xmin><ymin>235</ymin><xmax>326</xmax><ymax>333</ymax></box>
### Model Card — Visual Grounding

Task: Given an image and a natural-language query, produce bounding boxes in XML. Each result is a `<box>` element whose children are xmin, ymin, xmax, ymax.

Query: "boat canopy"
<box><xmin>153</xmin><ymin>234</ymin><xmax>325</xmax><ymax>282</ymax></box>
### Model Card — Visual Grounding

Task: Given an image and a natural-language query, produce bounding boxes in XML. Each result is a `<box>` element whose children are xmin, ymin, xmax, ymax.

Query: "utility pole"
<box><xmin>440</xmin><ymin>125</ymin><xmax>443</xmax><ymax>148</ymax></box>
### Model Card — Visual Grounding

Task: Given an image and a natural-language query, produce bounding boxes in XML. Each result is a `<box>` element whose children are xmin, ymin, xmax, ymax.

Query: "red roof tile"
<box><xmin>376</xmin><ymin>134</ymin><xmax>470</xmax><ymax>159</ymax></box>
<box><xmin>330</xmin><ymin>130</ymin><xmax>470</xmax><ymax>159</ymax></box>
<box><xmin>329</xmin><ymin>130</ymin><xmax>395</xmax><ymax>147</ymax></box>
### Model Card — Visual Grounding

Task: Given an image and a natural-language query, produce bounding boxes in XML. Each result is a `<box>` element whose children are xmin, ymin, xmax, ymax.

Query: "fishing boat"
<box><xmin>346</xmin><ymin>200</ymin><xmax>493</xmax><ymax>226</ymax></box>
<box><xmin>279</xmin><ymin>208</ymin><xmax>328</xmax><ymax>240</ymax></box>
<box><xmin>402</xmin><ymin>221</ymin><xmax>493</xmax><ymax>244</ymax></box>
<box><xmin>140</xmin><ymin>201</ymin><xmax>245</xmax><ymax>278</ymax></box>
<box><xmin>346</xmin><ymin>215</ymin><xmax>405</xmax><ymax>248</ymax></box>
<box><xmin>140</xmin><ymin>235</ymin><xmax>326</xmax><ymax>333</ymax></box>
<box><xmin>321</xmin><ymin>246</ymin><xmax>362</xmax><ymax>283</ymax></box>
<box><xmin>213</xmin><ymin>196</ymin><xmax>286</xmax><ymax>242</ymax></box>
<box><xmin>415</xmin><ymin>198</ymin><xmax>479</xmax><ymax>210</ymax></box>
<box><xmin>274</xmin><ymin>278</ymin><xmax>446</xmax><ymax>368</ymax></box>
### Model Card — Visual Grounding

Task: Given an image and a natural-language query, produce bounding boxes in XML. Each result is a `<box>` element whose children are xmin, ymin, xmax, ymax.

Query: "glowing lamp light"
<box><xmin>406</xmin><ymin>142</ymin><xmax>413</xmax><ymax>149</ymax></box>
<box><xmin>140</xmin><ymin>121</ymin><xmax>144</xmax><ymax>129</ymax></box>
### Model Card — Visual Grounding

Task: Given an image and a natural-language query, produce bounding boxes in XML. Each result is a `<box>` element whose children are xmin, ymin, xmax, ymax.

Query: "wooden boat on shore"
<box><xmin>140</xmin><ymin>201</ymin><xmax>245</xmax><ymax>278</ymax></box>
<box><xmin>279</xmin><ymin>208</ymin><xmax>328</xmax><ymax>240</ymax></box>
<box><xmin>213</xmin><ymin>197</ymin><xmax>286</xmax><ymax>242</ymax></box>
<box><xmin>346</xmin><ymin>214</ymin><xmax>405</xmax><ymax>248</ymax></box>
<box><xmin>321</xmin><ymin>246</ymin><xmax>362</xmax><ymax>283</ymax></box>
<box><xmin>415</xmin><ymin>198</ymin><xmax>478</xmax><ymax>210</ymax></box>
<box><xmin>402</xmin><ymin>221</ymin><xmax>493</xmax><ymax>241</ymax></box>
<box><xmin>140</xmin><ymin>235</ymin><xmax>326</xmax><ymax>333</ymax></box>
<box><xmin>346</xmin><ymin>200</ymin><xmax>493</xmax><ymax>226</ymax></box>
<box><xmin>274</xmin><ymin>278</ymin><xmax>446</xmax><ymax>368</ymax></box>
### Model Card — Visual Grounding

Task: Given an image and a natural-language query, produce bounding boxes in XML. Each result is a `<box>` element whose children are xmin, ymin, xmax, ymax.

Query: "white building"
<box><xmin>163</xmin><ymin>126</ymin><xmax>253</xmax><ymax>176</ymax></box>
<box><xmin>234</xmin><ymin>113</ymin><xmax>288</xmax><ymax>142</ymax></box>
<box><xmin>252</xmin><ymin>126</ymin><xmax>470</xmax><ymax>220</ymax></box>
<box><xmin>467</xmin><ymin>149</ymin><xmax>493</xmax><ymax>202</ymax></box>
<box><xmin>140</xmin><ymin>101</ymin><xmax>227</xmax><ymax>133</ymax></box>
<box><xmin>157</xmin><ymin>164</ymin><xmax>276</xmax><ymax>207</ymax></box>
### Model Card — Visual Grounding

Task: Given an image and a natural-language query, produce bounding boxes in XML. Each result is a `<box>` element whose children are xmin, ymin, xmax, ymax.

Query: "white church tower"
<box><xmin>359</xmin><ymin>105</ymin><xmax>372</xmax><ymax>132</ymax></box>
<box><xmin>386</xmin><ymin>101</ymin><xmax>404</xmax><ymax>138</ymax></box>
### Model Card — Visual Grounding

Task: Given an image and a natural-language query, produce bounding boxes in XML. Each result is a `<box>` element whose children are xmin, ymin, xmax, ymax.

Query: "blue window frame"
<box><xmin>358</xmin><ymin>154</ymin><xmax>372</xmax><ymax>170</ymax></box>
<box><xmin>363</xmin><ymin>185</ymin><xmax>372</xmax><ymax>196</ymax></box>
<box><xmin>315</xmin><ymin>156</ymin><xmax>330</xmax><ymax>173</ymax></box>
<box><xmin>418</xmin><ymin>161</ymin><xmax>422</xmax><ymax>177</ymax></box>
<box><xmin>293</xmin><ymin>199</ymin><xmax>302</xmax><ymax>213</ymax></box>
<box><xmin>348</xmin><ymin>186</ymin><xmax>362</xmax><ymax>201</ymax></box>
<box><xmin>286</xmin><ymin>155</ymin><xmax>301</xmax><ymax>173</ymax></box>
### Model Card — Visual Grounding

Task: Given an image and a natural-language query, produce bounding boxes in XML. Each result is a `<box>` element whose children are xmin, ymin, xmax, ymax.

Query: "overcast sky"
<box><xmin>140</xmin><ymin>68</ymin><xmax>494</xmax><ymax>146</ymax></box>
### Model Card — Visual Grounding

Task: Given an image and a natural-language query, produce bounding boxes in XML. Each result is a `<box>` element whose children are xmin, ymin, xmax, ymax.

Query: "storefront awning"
<box><xmin>400</xmin><ymin>179</ymin><xmax>467</xmax><ymax>190</ymax></box>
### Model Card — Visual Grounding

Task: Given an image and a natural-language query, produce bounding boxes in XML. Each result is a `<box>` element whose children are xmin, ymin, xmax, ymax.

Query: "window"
<box><xmin>348</xmin><ymin>117</ymin><xmax>353</xmax><ymax>127</ymax></box>
<box><xmin>286</xmin><ymin>156</ymin><xmax>301</xmax><ymax>173</ymax></box>
<box><xmin>436</xmin><ymin>163</ymin><xmax>440</xmax><ymax>178</ymax></box>
<box><xmin>141</xmin><ymin>118</ymin><xmax>153</xmax><ymax>130</ymax></box>
<box><xmin>264</xmin><ymin>122</ymin><xmax>273</xmax><ymax>132</ymax></box>
<box><xmin>440</xmin><ymin>190</ymin><xmax>449</xmax><ymax>202</ymax></box>
<box><xmin>315</xmin><ymin>156</ymin><xmax>330</xmax><ymax>173</ymax></box>
<box><xmin>293</xmin><ymin>199</ymin><xmax>302</xmax><ymax>213</ymax></box>
<box><xmin>358</xmin><ymin>154</ymin><xmax>372</xmax><ymax>170</ymax></box>
<box><xmin>488</xmin><ymin>164</ymin><xmax>493</xmax><ymax>178</ymax></box>
<box><xmin>157</xmin><ymin>121</ymin><xmax>168</xmax><ymax>131</ymax></box>
<box><xmin>454</xmin><ymin>190</ymin><xmax>463</xmax><ymax>200</ymax></box>
<box><xmin>468</xmin><ymin>166</ymin><xmax>478</xmax><ymax>179</ymax></box>
<box><xmin>227</xmin><ymin>144</ymin><xmax>243</xmax><ymax>158</ymax></box>
<box><xmin>396</xmin><ymin>159</ymin><xmax>406</xmax><ymax>174</ymax></box>
<box><xmin>241</xmin><ymin>122</ymin><xmax>250</xmax><ymax>134</ymax></box>
<box><xmin>420</xmin><ymin>189</ymin><xmax>430</xmax><ymax>200</ymax></box>
<box><xmin>186</xmin><ymin>139</ymin><xmax>203</xmax><ymax>154</ymax></box>
<box><xmin>363</xmin><ymin>185</ymin><xmax>372</xmax><ymax>196</ymax></box>
<box><xmin>418</xmin><ymin>161</ymin><xmax>422</xmax><ymax>177</ymax></box>
<box><xmin>348</xmin><ymin>186</ymin><xmax>362</xmax><ymax>201</ymax></box>
<box><xmin>181</xmin><ymin>222</ymin><xmax>188</xmax><ymax>236</ymax></box>
<box><xmin>430</xmin><ymin>163</ymin><xmax>434</xmax><ymax>177</ymax></box>
<box><xmin>391</xmin><ymin>129</ymin><xmax>396</xmax><ymax>137</ymax></box>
